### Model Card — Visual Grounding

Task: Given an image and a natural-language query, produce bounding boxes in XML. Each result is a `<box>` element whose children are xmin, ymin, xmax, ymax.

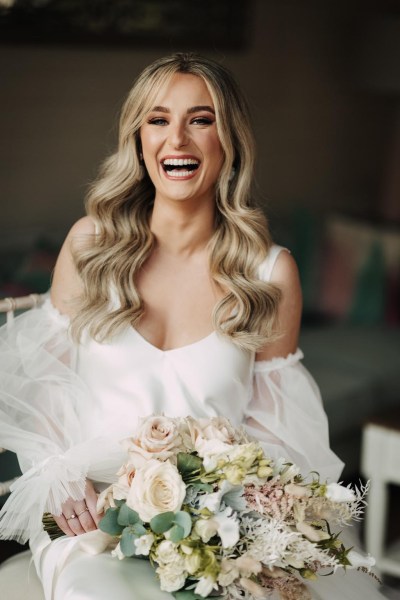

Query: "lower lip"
<box><xmin>161</xmin><ymin>166</ymin><xmax>200</xmax><ymax>181</ymax></box>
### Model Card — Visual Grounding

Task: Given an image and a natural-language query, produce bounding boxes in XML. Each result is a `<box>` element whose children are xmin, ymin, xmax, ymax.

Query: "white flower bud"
<box><xmin>325</xmin><ymin>482</ymin><xmax>356</xmax><ymax>503</ymax></box>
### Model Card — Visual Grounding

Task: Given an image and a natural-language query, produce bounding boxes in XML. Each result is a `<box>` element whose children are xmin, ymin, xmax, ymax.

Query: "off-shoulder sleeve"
<box><xmin>0</xmin><ymin>297</ymin><xmax>124</xmax><ymax>543</ymax></box>
<box><xmin>244</xmin><ymin>350</ymin><xmax>344</xmax><ymax>483</ymax></box>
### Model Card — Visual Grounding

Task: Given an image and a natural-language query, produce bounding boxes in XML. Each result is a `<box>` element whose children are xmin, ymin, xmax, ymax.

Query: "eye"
<box><xmin>148</xmin><ymin>117</ymin><xmax>168</xmax><ymax>126</ymax></box>
<box><xmin>191</xmin><ymin>116</ymin><xmax>214</xmax><ymax>126</ymax></box>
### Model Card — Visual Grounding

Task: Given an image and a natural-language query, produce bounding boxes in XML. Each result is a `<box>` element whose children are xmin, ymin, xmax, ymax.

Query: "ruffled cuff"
<box><xmin>0</xmin><ymin>449</ymin><xmax>87</xmax><ymax>544</ymax></box>
<box><xmin>245</xmin><ymin>349</ymin><xmax>344</xmax><ymax>483</ymax></box>
<box><xmin>0</xmin><ymin>299</ymin><xmax>124</xmax><ymax>543</ymax></box>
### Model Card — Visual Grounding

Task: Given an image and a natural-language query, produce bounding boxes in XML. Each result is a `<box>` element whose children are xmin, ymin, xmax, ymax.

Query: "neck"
<box><xmin>150</xmin><ymin>197</ymin><xmax>216</xmax><ymax>256</ymax></box>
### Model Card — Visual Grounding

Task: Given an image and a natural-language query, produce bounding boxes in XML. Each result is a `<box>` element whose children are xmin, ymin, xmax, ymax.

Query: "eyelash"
<box><xmin>147</xmin><ymin>117</ymin><xmax>214</xmax><ymax>126</ymax></box>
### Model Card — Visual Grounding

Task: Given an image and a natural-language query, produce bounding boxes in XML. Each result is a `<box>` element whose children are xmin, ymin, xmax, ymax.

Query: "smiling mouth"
<box><xmin>161</xmin><ymin>158</ymin><xmax>200</xmax><ymax>177</ymax></box>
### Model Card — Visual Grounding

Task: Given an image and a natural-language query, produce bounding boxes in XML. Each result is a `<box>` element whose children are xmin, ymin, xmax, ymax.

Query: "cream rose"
<box><xmin>122</xmin><ymin>415</ymin><xmax>184</xmax><ymax>467</ymax></box>
<box><xmin>126</xmin><ymin>459</ymin><xmax>186</xmax><ymax>522</ymax></box>
<box><xmin>187</xmin><ymin>416</ymin><xmax>243</xmax><ymax>457</ymax></box>
<box><xmin>97</xmin><ymin>462</ymin><xmax>136</xmax><ymax>513</ymax></box>
<box><xmin>157</xmin><ymin>563</ymin><xmax>187</xmax><ymax>593</ymax></box>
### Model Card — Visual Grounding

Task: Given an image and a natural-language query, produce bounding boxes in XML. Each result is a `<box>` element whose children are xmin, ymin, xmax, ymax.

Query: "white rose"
<box><xmin>122</xmin><ymin>415</ymin><xmax>184</xmax><ymax>466</ymax></box>
<box><xmin>157</xmin><ymin>563</ymin><xmax>187</xmax><ymax>593</ymax></box>
<box><xmin>155</xmin><ymin>545</ymin><xmax>187</xmax><ymax>593</ymax></box>
<box><xmin>347</xmin><ymin>550</ymin><xmax>376</xmax><ymax>570</ymax></box>
<box><xmin>126</xmin><ymin>459</ymin><xmax>186</xmax><ymax>522</ymax></box>
<box><xmin>325</xmin><ymin>482</ymin><xmax>356</xmax><ymax>503</ymax></box>
<box><xmin>156</xmin><ymin>540</ymin><xmax>180</xmax><ymax>564</ymax></box>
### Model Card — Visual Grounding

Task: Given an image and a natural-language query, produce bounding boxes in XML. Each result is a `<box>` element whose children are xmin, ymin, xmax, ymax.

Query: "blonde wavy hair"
<box><xmin>71</xmin><ymin>53</ymin><xmax>281</xmax><ymax>351</ymax></box>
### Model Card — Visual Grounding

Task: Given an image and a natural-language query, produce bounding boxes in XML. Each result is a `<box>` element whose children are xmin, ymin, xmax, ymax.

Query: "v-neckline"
<box><xmin>131</xmin><ymin>327</ymin><xmax>216</xmax><ymax>354</ymax></box>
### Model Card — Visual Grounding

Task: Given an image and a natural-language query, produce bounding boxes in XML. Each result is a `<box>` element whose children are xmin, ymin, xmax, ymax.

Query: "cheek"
<box><xmin>140</xmin><ymin>127</ymin><xmax>163</xmax><ymax>155</ymax></box>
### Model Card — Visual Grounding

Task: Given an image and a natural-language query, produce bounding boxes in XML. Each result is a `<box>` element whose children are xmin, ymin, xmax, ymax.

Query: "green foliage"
<box><xmin>118</xmin><ymin>503</ymin><xmax>140</xmax><ymax>526</ymax></box>
<box><xmin>173</xmin><ymin>511</ymin><xmax>192</xmax><ymax>538</ymax></box>
<box><xmin>150</xmin><ymin>511</ymin><xmax>175</xmax><ymax>534</ymax></box>
<box><xmin>150</xmin><ymin>509</ymin><xmax>192</xmax><ymax>540</ymax></box>
<box><xmin>190</xmin><ymin>481</ymin><xmax>213</xmax><ymax>493</ymax></box>
<box><xmin>177</xmin><ymin>452</ymin><xmax>203</xmax><ymax>481</ymax></box>
<box><xmin>99</xmin><ymin>507</ymin><xmax>124</xmax><ymax>536</ymax></box>
<box><xmin>168</xmin><ymin>523</ymin><xmax>185</xmax><ymax>543</ymax></box>
<box><xmin>120</xmin><ymin>527</ymin><xmax>138</xmax><ymax>557</ymax></box>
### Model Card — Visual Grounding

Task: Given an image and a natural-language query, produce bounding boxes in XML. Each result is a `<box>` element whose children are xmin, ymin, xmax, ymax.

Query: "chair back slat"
<box><xmin>0</xmin><ymin>293</ymin><xmax>44</xmax><ymax>324</ymax></box>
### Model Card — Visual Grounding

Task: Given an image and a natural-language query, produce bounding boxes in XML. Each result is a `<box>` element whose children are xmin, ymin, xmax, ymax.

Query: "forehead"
<box><xmin>151</xmin><ymin>73</ymin><xmax>215</xmax><ymax>109</ymax></box>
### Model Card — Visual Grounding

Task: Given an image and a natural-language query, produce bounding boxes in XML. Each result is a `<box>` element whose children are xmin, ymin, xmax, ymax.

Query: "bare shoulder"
<box><xmin>256</xmin><ymin>249</ymin><xmax>302</xmax><ymax>362</ymax></box>
<box><xmin>269</xmin><ymin>249</ymin><xmax>300</xmax><ymax>287</ymax></box>
<box><xmin>50</xmin><ymin>216</ymin><xmax>95</xmax><ymax>317</ymax></box>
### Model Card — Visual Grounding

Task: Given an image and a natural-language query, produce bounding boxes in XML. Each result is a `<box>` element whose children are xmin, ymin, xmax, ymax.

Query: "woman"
<box><xmin>0</xmin><ymin>53</ymin><xmax>381</xmax><ymax>599</ymax></box>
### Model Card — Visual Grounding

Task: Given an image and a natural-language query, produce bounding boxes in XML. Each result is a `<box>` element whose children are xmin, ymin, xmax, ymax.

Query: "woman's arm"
<box><xmin>51</xmin><ymin>216</ymin><xmax>95</xmax><ymax>318</ymax></box>
<box><xmin>50</xmin><ymin>216</ymin><xmax>101</xmax><ymax>536</ymax></box>
<box><xmin>256</xmin><ymin>250</ymin><xmax>302</xmax><ymax>361</ymax></box>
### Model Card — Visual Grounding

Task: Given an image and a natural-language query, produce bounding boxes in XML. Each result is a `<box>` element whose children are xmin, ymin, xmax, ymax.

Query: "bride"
<box><xmin>0</xmin><ymin>53</ymin><xmax>385</xmax><ymax>599</ymax></box>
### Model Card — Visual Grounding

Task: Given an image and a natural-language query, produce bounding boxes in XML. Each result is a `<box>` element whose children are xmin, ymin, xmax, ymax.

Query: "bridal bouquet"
<box><xmin>92</xmin><ymin>415</ymin><xmax>375</xmax><ymax>600</ymax></box>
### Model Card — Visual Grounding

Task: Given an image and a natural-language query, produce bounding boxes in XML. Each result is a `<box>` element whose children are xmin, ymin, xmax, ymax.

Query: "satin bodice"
<box><xmin>76</xmin><ymin>326</ymin><xmax>254</xmax><ymax>440</ymax></box>
<box><xmin>74</xmin><ymin>245</ymin><xmax>285</xmax><ymax>440</ymax></box>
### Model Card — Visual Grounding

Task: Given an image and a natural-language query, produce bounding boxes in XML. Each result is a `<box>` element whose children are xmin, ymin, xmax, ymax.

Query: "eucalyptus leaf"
<box><xmin>177</xmin><ymin>453</ymin><xmax>203</xmax><ymax>478</ymax></box>
<box><xmin>191</xmin><ymin>481</ymin><xmax>213</xmax><ymax>493</ymax></box>
<box><xmin>98</xmin><ymin>507</ymin><xmax>124</xmax><ymax>536</ymax></box>
<box><xmin>133</xmin><ymin>522</ymin><xmax>147</xmax><ymax>536</ymax></box>
<box><xmin>150</xmin><ymin>511</ymin><xmax>175</xmax><ymax>534</ymax></box>
<box><xmin>173</xmin><ymin>511</ymin><xmax>192</xmax><ymax>538</ymax></box>
<box><xmin>120</xmin><ymin>527</ymin><xmax>138</xmax><ymax>557</ymax></box>
<box><xmin>168</xmin><ymin>523</ymin><xmax>184</xmax><ymax>543</ymax></box>
<box><xmin>118</xmin><ymin>503</ymin><xmax>140</xmax><ymax>526</ymax></box>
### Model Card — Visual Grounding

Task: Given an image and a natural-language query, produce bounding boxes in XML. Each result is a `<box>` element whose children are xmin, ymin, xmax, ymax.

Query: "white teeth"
<box><xmin>167</xmin><ymin>170</ymin><xmax>192</xmax><ymax>177</ymax></box>
<box><xmin>162</xmin><ymin>158</ymin><xmax>199</xmax><ymax>166</ymax></box>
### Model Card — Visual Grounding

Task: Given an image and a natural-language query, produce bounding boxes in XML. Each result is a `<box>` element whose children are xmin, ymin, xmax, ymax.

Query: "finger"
<box><xmin>78</xmin><ymin>508</ymin><xmax>97</xmax><ymax>533</ymax></box>
<box><xmin>74</xmin><ymin>499</ymin><xmax>97</xmax><ymax>533</ymax></box>
<box><xmin>85</xmin><ymin>483</ymin><xmax>102</xmax><ymax>526</ymax></box>
<box><xmin>63</xmin><ymin>504</ymin><xmax>85</xmax><ymax>536</ymax></box>
<box><xmin>52</xmin><ymin>513</ymin><xmax>75</xmax><ymax>537</ymax></box>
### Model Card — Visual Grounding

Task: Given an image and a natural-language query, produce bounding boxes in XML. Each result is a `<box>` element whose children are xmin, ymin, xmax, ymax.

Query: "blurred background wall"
<box><xmin>0</xmin><ymin>0</ymin><xmax>399</xmax><ymax>247</ymax></box>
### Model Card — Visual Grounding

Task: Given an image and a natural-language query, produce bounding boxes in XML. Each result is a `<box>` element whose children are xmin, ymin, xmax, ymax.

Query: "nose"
<box><xmin>168</xmin><ymin>120</ymin><xmax>188</xmax><ymax>149</ymax></box>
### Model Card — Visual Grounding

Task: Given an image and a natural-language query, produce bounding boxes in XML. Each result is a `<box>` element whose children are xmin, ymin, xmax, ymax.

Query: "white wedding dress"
<box><xmin>0</xmin><ymin>246</ymin><xmax>386</xmax><ymax>599</ymax></box>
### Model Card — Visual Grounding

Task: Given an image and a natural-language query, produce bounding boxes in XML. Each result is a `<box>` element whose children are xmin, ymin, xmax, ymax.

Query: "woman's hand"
<box><xmin>52</xmin><ymin>480</ymin><xmax>101</xmax><ymax>537</ymax></box>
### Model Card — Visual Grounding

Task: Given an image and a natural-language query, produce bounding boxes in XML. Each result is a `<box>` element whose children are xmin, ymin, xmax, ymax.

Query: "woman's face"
<box><xmin>140</xmin><ymin>73</ymin><xmax>224</xmax><ymax>206</ymax></box>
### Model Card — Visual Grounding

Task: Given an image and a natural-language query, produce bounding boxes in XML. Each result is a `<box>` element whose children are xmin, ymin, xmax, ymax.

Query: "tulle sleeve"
<box><xmin>0</xmin><ymin>297</ymin><xmax>124</xmax><ymax>544</ymax></box>
<box><xmin>244</xmin><ymin>349</ymin><xmax>344</xmax><ymax>483</ymax></box>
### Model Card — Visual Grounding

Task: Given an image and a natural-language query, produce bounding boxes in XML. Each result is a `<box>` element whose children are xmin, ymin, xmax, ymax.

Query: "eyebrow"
<box><xmin>150</xmin><ymin>105</ymin><xmax>215</xmax><ymax>115</ymax></box>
